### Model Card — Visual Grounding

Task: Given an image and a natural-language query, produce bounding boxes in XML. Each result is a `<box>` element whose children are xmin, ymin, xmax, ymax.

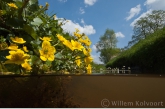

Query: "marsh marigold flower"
<box><xmin>83</xmin><ymin>49</ymin><xmax>90</xmax><ymax>56</ymax></box>
<box><xmin>21</xmin><ymin>61</ymin><xmax>32</xmax><ymax>71</ymax></box>
<box><xmin>39</xmin><ymin>41</ymin><xmax>56</xmax><ymax>61</ymax></box>
<box><xmin>23</xmin><ymin>46</ymin><xmax>29</xmax><ymax>52</ymax></box>
<box><xmin>56</xmin><ymin>34</ymin><xmax>66</xmax><ymax>42</ymax></box>
<box><xmin>75</xmin><ymin>56</ymin><xmax>81</xmax><ymax>67</ymax></box>
<box><xmin>10</xmin><ymin>37</ymin><xmax>26</xmax><ymax>44</ymax></box>
<box><xmin>71</xmin><ymin>40</ymin><xmax>84</xmax><ymax>51</ymax></box>
<box><xmin>5</xmin><ymin>50</ymin><xmax>30</xmax><ymax>65</ymax></box>
<box><xmin>8</xmin><ymin>43</ymin><xmax>18</xmax><ymax>50</ymax></box>
<box><xmin>7</xmin><ymin>3</ymin><xmax>18</xmax><ymax>9</ymax></box>
<box><xmin>63</xmin><ymin>40</ymin><xmax>74</xmax><ymax>51</ymax></box>
<box><xmin>40</xmin><ymin>37</ymin><xmax>52</xmax><ymax>41</ymax></box>
<box><xmin>86</xmin><ymin>64</ymin><xmax>92</xmax><ymax>74</ymax></box>
<box><xmin>84</xmin><ymin>56</ymin><xmax>93</xmax><ymax>65</ymax></box>
<box><xmin>39</xmin><ymin>5</ymin><xmax>43</xmax><ymax>8</ymax></box>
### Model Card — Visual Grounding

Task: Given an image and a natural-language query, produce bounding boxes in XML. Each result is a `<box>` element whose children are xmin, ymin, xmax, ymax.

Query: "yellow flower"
<box><xmin>71</xmin><ymin>40</ymin><xmax>84</xmax><ymax>51</ymax></box>
<box><xmin>5</xmin><ymin>50</ymin><xmax>30</xmax><ymax>65</ymax></box>
<box><xmin>8</xmin><ymin>43</ymin><xmax>18</xmax><ymax>50</ymax></box>
<box><xmin>0</xmin><ymin>42</ymin><xmax>8</xmax><ymax>50</ymax></box>
<box><xmin>23</xmin><ymin>46</ymin><xmax>28</xmax><ymax>52</ymax></box>
<box><xmin>56</xmin><ymin>34</ymin><xmax>66</xmax><ymax>42</ymax></box>
<box><xmin>21</xmin><ymin>61</ymin><xmax>32</xmax><ymax>71</ymax></box>
<box><xmin>40</xmin><ymin>37</ymin><xmax>52</xmax><ymax>41</ymax></box>
<box><xmin>54</xmin><ymin>15</ymin><xmax>56</xmax><ymax>20</ymax></box>
<box><xmin>74</xmin><ymin>32</ymin><xmax>81</xmax><ymax>38</ymax></box>
<box><xmin>45</xmin><ymin>2</ymin><xmax>49</xmax><ymax>9</ymax></box>
<box><xmin>0</xmin><ymin>10</ymin><xmax>4</xmax><ymax>16</ymax></box>
<box><xmin>83</xmin><ymin>49</ymin><xmax>90</xmax><ymax>56</ymax></box>
<box><xmin>46</xmin><ymin>2</ymin><xmax>49</xmax><ymax>7</ymax></box>
<box><xmin>63</xmin><ymin>40</ymin><xmax>74</xmax><ymax>51</ymax></box>
<box><xmin>10</xmin><ymin>37</ymin><xmax>26</xmax><ymax>44</ymax></box>
<box><xmin>87</xmin><ymin>48</ymin><xmax>92</xmax><ymax>52</ymax></box>
<box><xmin>39</xmin><ymin>5</ymin><xmax>43</xmax><ymax>8</ymax></box>
<box><xmin>41</xmin><ymin>40</ymin><xmax>51</xmax><ymax>48</ymax></box>
<box><xmin>39</xmin><ymin>41</ymin><xmax>56</xmax><ymax>61</ymax></box>
<box><xmin>7</xmin><ymin>3</ymin><xmax>18</xmax><ymax>9</ymax></box>
<box><xmin>84</xmin><ymin>56</ymin><xmax>93</xmax><ymax>65</ymax></box>
<box><xmin>86</xmin><ymin>64</ymin><xmax>92</xmax><ymax>74</ymax></box>
<box><xmin>75</xmin><ymin>56</ymin><xmax>81</xmax><ymax>67</ymax></box>
<box><xmin>75</xmin><ymin>28</ymin><xmax>80</xmax><ymax>33</ymax></box>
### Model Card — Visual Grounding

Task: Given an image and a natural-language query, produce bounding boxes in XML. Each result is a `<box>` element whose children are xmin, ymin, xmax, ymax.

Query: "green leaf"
<box><xmin>29</xmin><ymin>0</ymin><xmax>38</xmax><ymax>5</ymax></box>
<box><xmin>31</xmin><ymin>17</ymin><xmax>43</xmax><ymax>26</ymax></box>
<box><xmin>55</xmin><ymin>52</ymin><xmax>62</xmax><ymax>59</ymax></box>
<box><xmin>6</xmin><ymin>18</ymin><xmax>23</xmax><ymax>28</ymax></box>
<box><xmin>23</xmin><ymin>25</ymin><xmax>37</xmax><ymax>39</ymax></box>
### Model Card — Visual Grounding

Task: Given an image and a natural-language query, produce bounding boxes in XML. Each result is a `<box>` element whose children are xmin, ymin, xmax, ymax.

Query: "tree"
<box><xmin>127</xmin><ymin>10</ymin><xmax>165</xmax><ymax>48</ymax></box>
<box><xmin>96</xmin><ymin>29</ymin><xmax>119</xmax><ymax>64</ymax></box>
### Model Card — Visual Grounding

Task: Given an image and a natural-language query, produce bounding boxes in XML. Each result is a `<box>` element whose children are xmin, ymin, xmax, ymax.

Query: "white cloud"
<box><xmin>115</xmin><ymin>32</ymin><xmax>125</xmax><ymax>38</ymax></box>
<box><xmin>79</xmin><ymin>7</ymin><xmax>85</xmax><ymax>14</ymax></box>
<box><xmin>58</xmin><ymin>0</ymin><xmax>67</xmax><ymax>3</ymax></box>
<box><xmin>84</xmin><ymin>0</ymin><xmax>97</xmax><ymax>6</ymax></box>
<box><xmin>130</xmin><ymin>9</ymin><xmax>152</xmax><ymax>27</ymax></box>
<box><xmin>92</xmin><ymin>45</ymin><xmax>97</xmax><ymax>51</ymax></box>
<box><xmin>61</xmin><ymin>19</ymin><xmax>96</xmax><ymax>35</ymax></box>
<box><xmin>144</xmin><ymin>0</ymin><xmax>165</xmax><ymax>10</ymax></box>
<box><xmin>91</xmin><ymin>54</ymin><xmax>103</xmax><ymax>64</ymax></box>
<box><xmin>81</xmin><ymin>19</ymin><xmax>85</xmax><ymax>24</ymax></box>
<box><xmin>126</xmin><ymin>4</ymin><xmax>141</xmax><ymax>21</ymax></box>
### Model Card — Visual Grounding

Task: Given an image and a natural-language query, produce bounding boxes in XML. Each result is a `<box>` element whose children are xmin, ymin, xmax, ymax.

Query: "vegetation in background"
<box><xmin>106</xmin><ymin>27</ymin><xmax>165</xmax><ymax>73</ymax></box>
<box><xmin>126</xmin><ymin>10</ymin><xmax>165</xmax><ymax>48</ymax></box>
<box><xmin>96</xmin><ymin>29</ymin><xmax>120</xmax><ymax>64</ymax></box>
<box><xmin>91</xmin><ymin>61</ymin><xmax>106</xmax><ymax>73</ymax></box>
<box><xmin>106</xmin><ymin>10</ymin><xmax>165</xmax><ymax>74</ymax></box>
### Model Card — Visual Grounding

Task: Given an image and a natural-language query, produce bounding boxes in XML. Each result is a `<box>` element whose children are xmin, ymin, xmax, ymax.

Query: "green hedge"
<box><xmin>106</xmin><ymin>27</ymin><xmax>165</xmax><ymax>73</ymax></box>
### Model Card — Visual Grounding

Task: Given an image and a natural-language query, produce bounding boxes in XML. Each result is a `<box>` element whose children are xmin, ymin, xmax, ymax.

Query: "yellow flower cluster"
<box><xmin>57</xmin><ymin>34</ymin><xmax>84</xmax><ymax>51</ymax></box>
<box><xmin>7</xmin><ymin>3</ymin><xmax>18</xmax><ymax>9</ymax></box>
<box><xmin>57</xmin><ymin>28</ymin><xmax>93</xmax><ymax>74</ymax></box>
<box><xmin>39</xmin><ymin>37</ymin><xmax>56</xmax><ymax>61</ymax></box>
<box><xmin>5</xmin><ymin>37</ymin><xmax>32</xmax><ymax>71</ymax></box>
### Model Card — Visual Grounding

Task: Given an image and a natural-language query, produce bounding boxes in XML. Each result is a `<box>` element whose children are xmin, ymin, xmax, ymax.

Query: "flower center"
<box><xmin>11</xmin><ymin>53</ymin><xmax>24</xmax><ymax>61</ymax></box>
<box><xmin>43</xmin><ymin>48</ymin><xmax>49</xmax><ymax>54</ymax></box>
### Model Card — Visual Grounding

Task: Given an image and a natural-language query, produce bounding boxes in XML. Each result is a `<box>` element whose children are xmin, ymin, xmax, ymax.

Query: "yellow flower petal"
<box><xmin>10</xmin><ymin>37</ymin><xmax>26</xmax><ymax>44</ymax></box>
<box><xmin>7</xmin><ymin>3</ymin><xmax>18</xmax><ymax>9</ymax></box>
<box><xmin>75</xmin><ymin>56</ymin><xmax>81</xmax><ymax>67</ymax></box>
<box><xmin>84</xmin><ymin>56</ymin><xmax>93</xmax><ymax>65</ymax></box>
<box><xmin>71</xmin><ymin>40</ymin><xmax>84</xmax><ymax>51</ymax></box>
<box><xmin>23</xmin><ymin>46</ymin><xmax>29</xmax><ymax>52</ymax></box>
<box><xmin>40</xmin><ymin>56</ymin><xmax>47</xmax><ymax>61</ymax></box>
<box><xmin>8</xmin><ymin>44</ymin><xmax>18</xmax><ymax>50</ymax></box>
<box><xmin>63</xmin><ymin>40</ymin><xmax>74</xmax><ymax>51</ymax></box>
<box><xmin>48</xmin><ymin>55</ymin><xmax>54</xmax><ymax>61</ymax></box>
<box><xmin>86</xmin><ymin>64</ymin><xmax>92</xmax><ymax>74</ymax></box>
<box><xmin>42</xmin><ymin>41</ymin><xmax>51</xmax><ymax>47</ymax></box>
<box><xmin>40</xmin><ymin>37</ymin><xmax>52</xmax><ymax>41</ymax></box>
<box><xmin>21</xmin><ymin>62</ymin><xmax>32</xmax><ymax>71</ymax></box>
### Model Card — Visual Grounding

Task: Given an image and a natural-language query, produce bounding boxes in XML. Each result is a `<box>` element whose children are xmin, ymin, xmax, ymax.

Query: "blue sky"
<box><xmin>38</xmin><ymin>0</ymin><xmax>165</xmax><ymax>64</ymax></box>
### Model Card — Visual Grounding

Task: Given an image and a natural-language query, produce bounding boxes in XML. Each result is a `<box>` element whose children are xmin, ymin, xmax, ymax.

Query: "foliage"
<box><xmin>0</xmin><ymin>0</ymin><xmax>93</xmax><ymax>74</ymax></box>
<box><xmin>91</xmin><ymin>61</ymin><xmax>106</xmax><ymax>73</ymax></box>
<box><xmin>106</xmin><ymin>27</ymin><xmax>165</xmax><ymax>73</ymax></box>
<box><xmin>126</xmin><ymin>10</ymin><xmax>165</xmax><ymax>48</ymax></box>
<box><xmin>96</xmin><ymin>28</ymin><xmax>119</xmax><ymax>64</ymax></box>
